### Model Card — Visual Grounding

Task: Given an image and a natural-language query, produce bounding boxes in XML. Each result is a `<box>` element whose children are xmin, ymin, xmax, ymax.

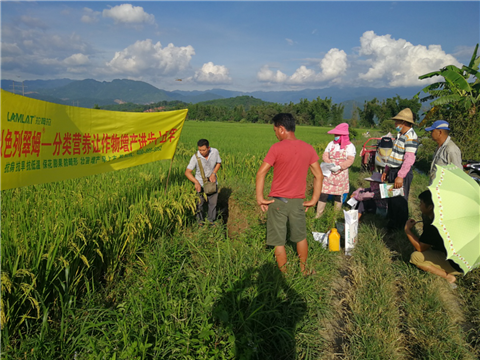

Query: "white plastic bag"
<box><xmin>343</xmin><ymin>209</ymin><xmax>358</xmax><ymax>256</ymax></box>
<box><xmin>320</xmin><ymin>162</ymin><xmax>336</xmax><ymax>177</ymax></box>
<box><xmin>312</xmin><ymin>231</ymin><xmax>329</xmax><ymax>249</ymax></box>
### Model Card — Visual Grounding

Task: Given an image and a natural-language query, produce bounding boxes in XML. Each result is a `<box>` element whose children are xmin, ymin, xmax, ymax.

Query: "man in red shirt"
<box><xmin>256</xmin><ymin>113</ymin><xmax>323</xmax><ymax>274</ymax></box>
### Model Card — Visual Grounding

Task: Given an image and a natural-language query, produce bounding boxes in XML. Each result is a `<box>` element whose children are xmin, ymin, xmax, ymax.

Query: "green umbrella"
<box><xmin>428</xmin><ymin>164</ymin><xmax>480</xmax><ymax>274</ymax></box>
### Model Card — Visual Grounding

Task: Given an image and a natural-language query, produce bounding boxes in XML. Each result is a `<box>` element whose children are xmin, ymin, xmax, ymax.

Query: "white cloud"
<box><xmin>286</xmin><ymin>38</ymin><xmax>294</xmax><ymax>46</ymax></box>
<box><xmin>81</xmin><ymin>8</ymin><xmax>101</xmax><ymax>24</ymax></box>
<box><xmin>2</xmin><ymin>42</ymin><xmax>23</xmax><ymax>56</ymax></box>
<box><xmin>106</xmin><ymin>39</ymin><xmax>195</xmax><ymax>76</ymax></box>
<box><xmin>257</xmin><ymin>65</ymin><xmax>288</xmax><ymax>83</ymax></box>
<box><xmin>37</xmin><ymin>57</ymin><xmax>62</xmax><ymax>66</ymax></box>
<box><xmin>320</xmin><ymin>48</ymin><xmax>348</xmax><ymax>79</ymax></box>
<box><xmin>358</xmin><ymin>30</ymin><xmax>461</xmax><ymax>86</ymax></box>
<box><xmin>288</xmin><ymin>66</ymin><xmax>317</xmax><ymax>84</ymax></box>
<box><xmin>257</xmin><ymin>48</ymin><xmax>347</xmax><ymax>85</ymax></box>
<box><xmin>103</xmin><ymin>4</ymin><xmax>155</xmax><ymax>25</ymax></box>
<box><xmin>63</xmin><ymin>53</ymin><xmax>90</xmax><ymax>66</ymax></box>
<box><xmin>19</xmin><ymin>16</ymin><xmax>48</xmax><ymax>30</ymax></box>
<box><xmin>193</xmin><ymin>62</ymin><xmax>232</xmax><ymax>84</ymax></box>
<box><xmin>0</xmin><ymin>23</ymin><xmax>95</xmax><ymax>77</ymax></box>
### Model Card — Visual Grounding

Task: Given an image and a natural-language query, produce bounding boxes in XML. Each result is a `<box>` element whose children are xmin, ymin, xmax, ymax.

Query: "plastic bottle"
<box><xmin>328</xmin><ymin>228</ymin><xmax>340</xmax><ymax>252</ymax></box>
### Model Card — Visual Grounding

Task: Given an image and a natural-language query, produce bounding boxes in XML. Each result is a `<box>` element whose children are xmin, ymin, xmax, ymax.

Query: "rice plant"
<box><xmin>3</xmin><ymin>120</ymin><xmax>479</xmax><ymax>359</ymax></box>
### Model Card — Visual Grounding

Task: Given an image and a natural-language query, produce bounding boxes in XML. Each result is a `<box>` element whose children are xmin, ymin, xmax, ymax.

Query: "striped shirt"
<box><xmin>386</xmin><ymin>127</ymin><xmax>418</xmax><ymax>168</ymax></box>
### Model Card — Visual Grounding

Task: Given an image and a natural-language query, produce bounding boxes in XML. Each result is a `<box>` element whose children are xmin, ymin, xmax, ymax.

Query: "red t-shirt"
<box><xmin>264</xmin><ymin>139</ymin><xmax>319</xmax><ymax>199</ymax></box>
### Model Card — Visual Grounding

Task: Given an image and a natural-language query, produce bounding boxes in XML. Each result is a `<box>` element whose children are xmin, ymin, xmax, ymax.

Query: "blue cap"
<box><xmin>425</xmin><ymin>120</ymin><xmax>450</xmax><ymax>131</ymax></box>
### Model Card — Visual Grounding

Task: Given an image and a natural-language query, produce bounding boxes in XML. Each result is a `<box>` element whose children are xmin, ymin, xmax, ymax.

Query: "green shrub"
<box><xmin>424</xmin><ymin>108</ymin><xmax>480</xmax><ymax>161</ymax></box>
<box><xmin>380</xmin><ymin>119</ymin><xmax>395</xmax><ymax>134</ymax></box>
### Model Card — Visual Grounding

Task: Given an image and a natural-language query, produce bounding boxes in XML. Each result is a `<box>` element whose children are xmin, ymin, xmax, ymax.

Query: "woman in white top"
<box><xmin>316</xmin><ymin>123</ymin><xmax>356</xmax><ymax>219</ymax></box>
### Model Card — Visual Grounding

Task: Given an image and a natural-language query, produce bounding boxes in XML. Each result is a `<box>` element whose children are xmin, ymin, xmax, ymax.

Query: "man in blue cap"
<box><xmin>425</xmin><ymin>120</ymin><xmax>462</xmax><ymax>184</ymax></box>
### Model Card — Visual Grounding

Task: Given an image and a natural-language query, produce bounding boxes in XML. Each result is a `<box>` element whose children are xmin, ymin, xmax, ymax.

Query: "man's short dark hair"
<box><xmin>197</xmin><ymin>139</ymin><xmax>209</xmax><ymax>147</ymax></box>
<box><xmin>272</xmin><ymin>113</ymin><xmax>296</xmax><ymax>132</ymax></box>
<box><xmin>418</xmin><ymin>190</ymin><xmax>433</xmax><ymax>207</ymax></box>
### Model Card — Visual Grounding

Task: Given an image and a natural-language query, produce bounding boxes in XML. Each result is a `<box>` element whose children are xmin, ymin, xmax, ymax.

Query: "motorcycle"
<box><xmin>463</xmin><ymin>160</ymin><xmax>480</xmax><ymax>183</ymax></box>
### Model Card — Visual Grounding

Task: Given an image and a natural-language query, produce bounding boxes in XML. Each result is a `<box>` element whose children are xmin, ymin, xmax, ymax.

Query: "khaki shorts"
<box><xmin>266</xmin><ymin>198</ymin><xmax>306</xmax><ymax>246</ymax></box>
<box><xmin>410</xmin><ymin>249</ymin><xmax>462</xmax><ymax>275</ymax></box>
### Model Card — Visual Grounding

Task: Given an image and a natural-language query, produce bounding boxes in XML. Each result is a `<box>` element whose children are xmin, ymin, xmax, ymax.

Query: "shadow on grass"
<box><xmin>349</xmin><ymin>164</ymin><xmax>362</xmax><ymax>174</ymax></box>
<box><xmin>414</xmin><ymin>158</ymin><xmax>431</xmax><ymax>174</ymax></box>
<box><xmin>194</xmin><ymin>187</ymin><xmax>232</xmax><ymax>227</ymax></box>
<box><xmin>217</xmin><ymin>186</ymin><xmax>232</xmax><ymax>225</ymax></box>
<box><xmin>358</xmin><ymin>213</ymin><xmax>413</xmax><ymax>263</ymax></box>
<box><xmin>213</xmin><ymin>262</ymin><xmax>306</xmax><ymax>360</ymax></box>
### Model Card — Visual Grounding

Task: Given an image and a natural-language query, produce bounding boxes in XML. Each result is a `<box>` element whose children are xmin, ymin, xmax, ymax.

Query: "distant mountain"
<box><xmin>195</xmin><ymin>95</ymin><xmax>272</xmax><ymax>110</ymax></box>
<box><xmin>166</xmin><ymin>91</ymin><xmax>225</xmax><ymax>103</ymax></box>
<box><xmin>1</xmin><ymin>78</ymin><xmax>75</xmax><ymax>93</ymax></box>
<box><xmin>249</xmin><ymin>87</ymin><xmax>422</xmax><ymax>105</ymax></box>
<box><xmin>173</xmin><ymin>86</ymin><xmax>423</xmax><ymax>108</ymax></box>
<box><xmin>1</xmin><ymin>78</ymin><xmax>424</xmax><ymax>117</ymax></box>
<box><xmin>38</xmin><ymin>79</ymin><xmax>175</xmax><ymax>104</ymax></box>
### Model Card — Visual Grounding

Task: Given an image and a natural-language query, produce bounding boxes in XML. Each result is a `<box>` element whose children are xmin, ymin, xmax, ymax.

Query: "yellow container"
<box><xmin>328</xmin><ymin>228</ymin><xmax>341</xmax><ymax>252</ymax></box>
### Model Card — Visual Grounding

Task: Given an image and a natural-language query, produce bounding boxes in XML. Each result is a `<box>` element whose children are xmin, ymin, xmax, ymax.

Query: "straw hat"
<box><xmin>391</xmin><ymin>108</ymin><xmax>415</xmax><ymax>124</ymax></box>
<box><xmin>327</xmin><ymin>123</ymin><xmax>350</xmax><ymax>135</ymax></box>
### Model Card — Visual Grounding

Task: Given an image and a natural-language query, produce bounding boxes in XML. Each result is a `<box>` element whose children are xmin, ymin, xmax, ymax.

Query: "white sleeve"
<box><xmin>212</xmin><ymin>148</ymin><xmax>222</xmax><ymax>163</ymax></box>
<box><xmin>186</xmin><ymin>154</ymin><xmax>197</xmax><ymax>170</ymax></box>
<box><xmin>346</xmin><ymin>143</ymin><xmax>356</xmax><ymax>157</ymax></box>
<box><xmin>323</xmin><ymin>141</ymin><xmax>335</xmax><ymax>154</ymax></box>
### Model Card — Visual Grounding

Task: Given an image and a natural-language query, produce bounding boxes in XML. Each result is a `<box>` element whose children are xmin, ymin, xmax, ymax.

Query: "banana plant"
<box><xmin>415</xmin><ymin>44</ymin><xmax>480</xmax><ymax>113</ymax></box>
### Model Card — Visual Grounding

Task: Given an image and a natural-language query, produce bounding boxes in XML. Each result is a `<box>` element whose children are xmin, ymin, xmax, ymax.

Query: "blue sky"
<box><xmin>1</xmin><ymin>1</ymin><xmax>479</xmax><ymax>92</ymax></box>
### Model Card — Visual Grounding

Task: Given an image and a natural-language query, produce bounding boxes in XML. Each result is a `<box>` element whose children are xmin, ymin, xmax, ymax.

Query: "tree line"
<box><xmin>100</xmin><ymin>95</ymin><xmax>424</xmax><ymax>129</ymax></box>
<box><xmin>186</xmin><ymin>97</ymin><xmax>346</xmax><ymax>126</ymax></box>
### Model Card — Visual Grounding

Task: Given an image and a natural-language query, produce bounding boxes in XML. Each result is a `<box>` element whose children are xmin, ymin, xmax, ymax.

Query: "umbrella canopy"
<box><xmin>428</xmin><ymin>164</ymin><xmax>480</xmax><ymax>274</ymax></box>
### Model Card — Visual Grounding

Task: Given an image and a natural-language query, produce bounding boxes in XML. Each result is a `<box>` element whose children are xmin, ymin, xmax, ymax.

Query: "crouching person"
<box><xmin>404</xmin><ymin>190</ymin><xmax>463</xmax><ymax>287</ymax></box>
<box><xmin>350</xmin><ymin>172</ymin><xmax>387</xmax><ymax>221</ymax></box>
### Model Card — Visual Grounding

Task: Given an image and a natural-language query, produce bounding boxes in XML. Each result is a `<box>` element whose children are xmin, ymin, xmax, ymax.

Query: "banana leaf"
<box><xmin>419</xmin><ymin>70</ymin><xmax>442</xmax><ymax>80</ymax></box>
<box><xmin>442</xmin><ymin>69</ymin><xmax>472</xmax><ymax>93</ymax></box>
<box><xmin>468</xmin><ymin>43</ymin><xmax>479</xmax><ymax>69</ymax></box>
<box><xmin>461</xmin><ymin>65</ymin><xmax>480</xmax><ymax>79</ymax></box>
<box><xmin>431</xmin><ymin>94</ymin><xmax>463</xmax><ymax>106</ymax></box>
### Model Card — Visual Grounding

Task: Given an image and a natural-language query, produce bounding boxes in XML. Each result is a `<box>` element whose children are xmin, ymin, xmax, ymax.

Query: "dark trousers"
<box><xmin>357</xmin><ymin>199</ymin><xmax>376</xmax><ymax>214</ymax></box>
<box><xmin>196</xmin><ymin>189</ymin><xmax>218</xmax><ymax>223</ymax></box>
<box><xmin>386</xmin><ymin>167</ymin><xmax>413</xmax><ymax>230</ymax></box>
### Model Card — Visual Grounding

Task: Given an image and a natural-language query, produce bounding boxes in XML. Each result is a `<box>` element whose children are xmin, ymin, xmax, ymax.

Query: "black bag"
<box><xmin>196</xmin><ymin>154</ymin><xmax>217</xmax><ymax>195</ymax></box>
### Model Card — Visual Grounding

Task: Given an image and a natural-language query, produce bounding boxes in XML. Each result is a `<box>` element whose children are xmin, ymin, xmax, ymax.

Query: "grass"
<box><xmin>342</xmin><ymin>225</ymin><xmax>405</xmax><ymax>359</ymax></box>
<box><xmin>2</xmin><ymin>121</ymin><xmax>479</xmax><ymax>359</ymax></box>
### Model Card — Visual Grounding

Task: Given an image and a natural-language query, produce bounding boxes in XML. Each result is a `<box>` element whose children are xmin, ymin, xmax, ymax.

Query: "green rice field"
<box><xmin>2</xmin><ymin>120</ymin><xmax>479</xmax><ymax>359</ymax></box>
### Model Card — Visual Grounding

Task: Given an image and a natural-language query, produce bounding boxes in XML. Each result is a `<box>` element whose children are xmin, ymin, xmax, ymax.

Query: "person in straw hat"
<box><xmin>315</xmin><ymin>123</ymin><xmax>356</xmax><ymax>219</ymax></box>
<box><xmin>350</xmin><ymin>172</ymin><xmax>388</xmax><ymax>221</ymax></box>
<box><xmin>381</xmin><ymin>108</ymin><xmax>419</xmax><ymax>230</ymax></box>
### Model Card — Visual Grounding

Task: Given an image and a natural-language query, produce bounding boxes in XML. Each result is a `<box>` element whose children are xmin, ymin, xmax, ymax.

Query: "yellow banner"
<box><xmin>1</xmin><ymin>90</ymin><xmax>187</xmax><ymax>190</ymax></box>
